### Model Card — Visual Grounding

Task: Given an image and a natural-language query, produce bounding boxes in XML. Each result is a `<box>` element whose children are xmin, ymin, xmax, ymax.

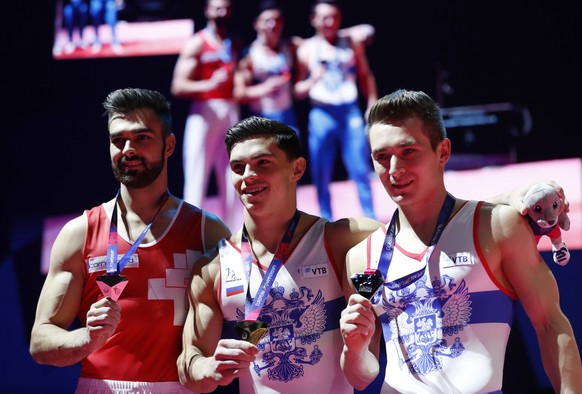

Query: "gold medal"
<box><xmin>235</xmin><ymin>320</ymin><xmax>268</xmax><ymax>345</ymax></box>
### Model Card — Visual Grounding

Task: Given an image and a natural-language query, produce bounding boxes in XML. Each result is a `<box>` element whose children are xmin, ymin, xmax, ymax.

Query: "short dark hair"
<box><xmin>225</xmin><ymin>116</ymin><xmax>302</xmax><ymax>160</ymax></box>
<box><xmin>102</xmin><ymin>88</ymin><xmax>172</xmax><ymax>136</ymax></box>
<box><xmin>367</xmin><ymin>89</ymin><xmax>447</xmax><ymax>150</ymax></box>
<box><xmin>313</xmin><ymin>0</ymin><xmax>341</xmax><ymax>6</ymax></box>
<box><xmin>312</xmin><ymin>0</ymin><xmax>342</xmax><ymax>12</ymax></box>
<box><xmin>257</xmin><ymin>0</ymin><xmax>281</xmax><ymax>15</ymax></box>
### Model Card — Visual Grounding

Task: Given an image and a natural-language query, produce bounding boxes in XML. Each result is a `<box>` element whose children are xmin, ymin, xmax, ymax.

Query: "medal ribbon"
<box><xmin>241</xmin><ymin>210</ymin><xmax>301</xmax><ymax>321</ymax></box>
<box><xmin>204</xmin><ymin>27</ymin><xmax>231</xmax><ymax>63</ymax></box>
<box><xmin>105</xmin><ymin>190</ymin><xmax>169</xmax><ymax>275</ymax></box>
<box><xmin>377</xmin><ymin>193</ymin><xmax>456</xmax><ymax>290</ymax></box>
<box><xmin>221</xmin><ymin>37</ymin><xmax>232</xmax><ymax>63</ymax></box>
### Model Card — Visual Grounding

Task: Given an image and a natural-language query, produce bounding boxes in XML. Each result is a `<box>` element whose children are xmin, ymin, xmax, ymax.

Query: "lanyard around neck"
<box><xmin>377</xmin><ymin>193</ymin><xmax>456</xmax><ymax>290</ymax></box>
<box><xmin>105</xmin><ymin>190</ymin><xmax>169</xmax><ymax>275</ymax></box>
<box><xmin>204</xmin><ymin>26</ymin><xmax>231</xmax><ymax>63</ymax></box>
<box><xmin>241</xmin><ymin>210</ymin><xmax>301</xmax><ymax>321</ymax></box>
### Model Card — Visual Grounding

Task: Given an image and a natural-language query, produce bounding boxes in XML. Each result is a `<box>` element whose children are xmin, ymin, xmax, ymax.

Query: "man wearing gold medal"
<box><xmin>178</xmin><ymin>116</ymin><xmax>380</xmax><ymax>393</ymax></box>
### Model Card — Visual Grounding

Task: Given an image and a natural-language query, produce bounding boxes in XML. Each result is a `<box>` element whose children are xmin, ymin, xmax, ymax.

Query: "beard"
<box><xmin>112</xmin><ymin>148</ymin><xmax>165</xmax><ymax>188</ymax></box>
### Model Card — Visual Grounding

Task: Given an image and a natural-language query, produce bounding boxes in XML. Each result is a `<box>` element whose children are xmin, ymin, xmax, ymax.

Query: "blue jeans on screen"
<box><xmin>308</xmin><ymin>101</ymin><xmax>375</xmax><ymax>220</ymax></box>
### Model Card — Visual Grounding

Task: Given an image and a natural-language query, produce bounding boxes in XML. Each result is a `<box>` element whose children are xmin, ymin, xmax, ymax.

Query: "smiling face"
<box><xmin>368</xmin><ymin>116</ymin><xmax>450</xmax><ymax>207</ymax></box>
<box><xmin>229</xmin><ymin>136</ymin><xmax>305</xmax><ymax>216</ymax></box>
<box><xmin>109</xmin><ymin>108</ymin><xmax>175</xmax><ymax>188</ymax></box>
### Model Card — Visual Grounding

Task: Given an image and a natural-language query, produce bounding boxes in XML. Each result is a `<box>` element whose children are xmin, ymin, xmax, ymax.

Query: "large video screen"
<box><xmin>52</xmin><ymin>0</ymin><xmax>195</xmax><ymax>60</ymax></box>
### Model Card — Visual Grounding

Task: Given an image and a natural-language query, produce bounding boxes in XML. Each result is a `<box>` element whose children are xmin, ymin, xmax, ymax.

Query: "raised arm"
<box><xmin>178</xmin><ymin>249</ymin><xmax>257</xmax><ymax>393</ymax></box>
<box><xmin>292</xmin><ymin>24</ymin><xmax>376</xmax><ymax>48</ymax></box>
<box><xmin>490</xmin><ymin>204</ymin><xmax>582</xmax><ymax>392</ymax></box>
<box><xmin>338</xmin><ymin>24</ymin><xmax>375</xmax><ymax>46</ymax></box>
<box><xmin>30</xmin><ymin>215</ymin><xmax>121</xmax><ymax>366</ymax></box>
<box><xmin>486</xmin><ymin>180</ymin><xmax>569</xmax><ymax>218</ymax></box>
<box><xmin>352</xmin><ymin>37</ymin><xmax>377</xmax><ymax>115</ymax></box>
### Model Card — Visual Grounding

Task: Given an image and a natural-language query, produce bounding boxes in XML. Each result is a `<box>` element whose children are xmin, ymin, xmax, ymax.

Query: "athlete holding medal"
<box><xmin>177</xmin><ymin>116</ymin><xmax>381</xmax><ymax>393</ymax></box>
<box><xmin>179</xmin><ymin>114</ymin><xmax>574</xmax><ymax>394</ymax></box>
<box><xmin>339</xmin><ymin>89</ymin><xmax>582</xmax><ymax>393</ymax></box>
<box><xmin>30</xmin><ymin>88</ymin><xmax>230</xmax><ymax>393</ymax></box>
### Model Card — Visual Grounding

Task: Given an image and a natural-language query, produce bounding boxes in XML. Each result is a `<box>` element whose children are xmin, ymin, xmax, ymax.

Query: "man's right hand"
<box><xmin>85</xmin><ymin>297</ymin><xmax>121</xmax><ymax>351</ymax></box>
<box><xmin>340</xmin><ymin>293</ymin><xmax>376</xmax><ymax>354</ymax></box>
<box><xmin>198</xmin><ymin>338</ymin><xmax>259</xmax><ymax>387</ymax></box>
<box><xmin>210</xmin><ymin>68</ymin><xmax>230</xmax><ymax>89</ymax></box>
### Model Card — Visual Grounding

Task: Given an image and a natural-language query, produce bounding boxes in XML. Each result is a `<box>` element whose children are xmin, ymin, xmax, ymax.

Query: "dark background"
<box><xmin>5</xmin><ymin>0</ymin><xmax>581</xmax><ymax>222</ymax></box>
<box><xmin>3</xmin><ymin>0</ymin><xmax>580</xmax><ymax>392</ymax></box>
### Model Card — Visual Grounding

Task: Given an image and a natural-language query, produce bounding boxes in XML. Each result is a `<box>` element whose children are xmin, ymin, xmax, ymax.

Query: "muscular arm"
<box><xmin>171</xmin><ymin>35</ymin><xmax>224</xmax><ymax>99</ymax></box>
<box><xmin>293</xmin><ymin>39</ymin><xmax>320</xmax><ymax>100</ymax></box>
<box><xmin>486</xmin><ymin>180</ymin><xmax>569</xmax><ymax>216</ymax></box>
<box><xmin>489</xmin><ymin>205</ymin><xmax>582</xmax><ymax>392</ymax></box>
<box><xmin>178</xmin><ymin>250</ymin><xmax>257</xmax><ymax>393</ymax></box>
<box><xmin>352</xmin><ymin>38</ymin><xmax>377</xmax><ymax>115</ymax></box>
<box><xmin>29</xmin><ymin>215</ymin><xmax>120</xmax><ymax>366</ymax></box>
<box><xmin>233</xmin><ymin>54</ymin><xmax>255</xmax><ymax>102</ymax></box>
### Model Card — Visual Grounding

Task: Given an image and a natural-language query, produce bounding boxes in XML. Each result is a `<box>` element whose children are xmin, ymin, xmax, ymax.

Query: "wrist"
<box><xmin>186</xmin><ymin>353</ymin><xmax>202</xmax><ymax>378</ymax></box>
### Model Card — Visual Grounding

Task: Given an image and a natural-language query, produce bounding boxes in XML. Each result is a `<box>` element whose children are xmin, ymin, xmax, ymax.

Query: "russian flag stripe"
<box><xmin>226</xmin><ymin>285</ymin><xmax>244</xmax><ymax>297</ymax></box>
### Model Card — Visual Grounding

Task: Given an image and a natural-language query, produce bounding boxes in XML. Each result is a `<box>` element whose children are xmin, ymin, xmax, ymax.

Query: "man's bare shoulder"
<box><xmin>326</xmin><ymin>216</ymin><xmax>382</xmax><ymax>234</ymax></box>
<box><xmin>192</xmin><ymin>242</ymin><xmax>223</xmax><ymax>283</ymax></box>
<box><xmin>325</xmin><ymin>217</ymin><xmax>382</xmax><ymax>251</ymax></box>
<box><xmin>59</xmin><ymin>213</ymin><xmax>88</xmax><ymax>236</ymax></box>
<box><xmin>486</xmin><ymin>202</ymin><xmax>525</xmax><ymax>233</ymax></box>
<box><xmin>178</xmin><ymin>33</ymin><xmax>204</xmax><ymax>57</ymax></box>
<box><xmin>57</xmin><ymin>200</ymin><xmax>115</xmax><ymax>250</ymax></box>
<box><xmin>475</xmin><ymin>201</ymin><xmax>531</xmax><ymax>262</ymax></box>
<box><xmin>196</xmin><ymin>232</ymin><xmax>240</xmax><ymax>281</ymax></box>
<box><xmin>47</xmin><ymin>213</ymin><xmax>90</xmax><ymax>275</ymax></box>
<box><xmin>202</xmin><ymin>209</ymin><xmax>232</xmax><ymax>236</ymax></box>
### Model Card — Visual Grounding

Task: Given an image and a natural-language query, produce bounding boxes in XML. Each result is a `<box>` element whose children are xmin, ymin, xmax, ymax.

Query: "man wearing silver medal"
<box><xmin>339</xmin><ymin>89</ymin><xmax>582</xmax><ymax>393</ymax></box>
<box><xmin>176</xmin><ymin>115</ymin><xmax>559</xmax><ymax>394</ymax></box>
<box><xmin>30</xmin><ymin>88</ymin><xmax>230</xmax><ymax>393</ymax></box>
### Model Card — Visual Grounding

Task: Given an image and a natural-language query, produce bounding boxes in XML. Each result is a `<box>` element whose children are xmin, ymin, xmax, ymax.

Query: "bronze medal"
<box><xmin>96</xmin><ymin>273</ymin><xmax>128</xmax><ymax>301</ymax></box>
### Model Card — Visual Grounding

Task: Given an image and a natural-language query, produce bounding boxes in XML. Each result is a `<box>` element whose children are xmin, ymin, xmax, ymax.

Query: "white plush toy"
<box><xmin>522</xmin><ymin>183</ymin><xmax>571</xmax><ymax>266</ymax></box>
